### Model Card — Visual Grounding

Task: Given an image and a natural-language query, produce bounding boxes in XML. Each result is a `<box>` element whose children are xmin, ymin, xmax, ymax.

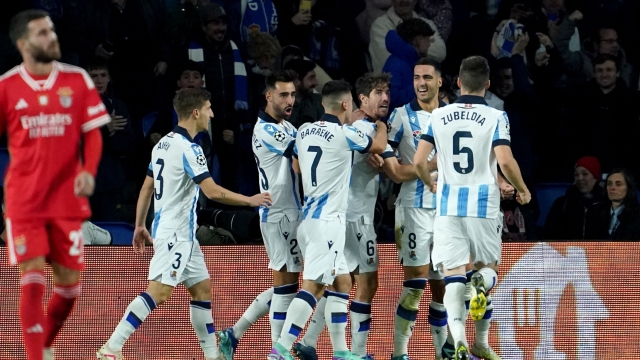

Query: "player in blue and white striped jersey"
<box><xmin>217</xmin><ymin>71</ymin><xmax>303</xmax><ymax>359</ymax></box>
<box><xmin>269</xmin><ymin>81</ymin><xmax>388</xmax><ymax>360</ymax></box>
<box><xmin>294</xmin><ymin>73</ymin><xmax>394</xmax><ymax>360</ymax></box>
<box><xmin>98</xmin><ymin>89</ymin><xmax>271</xmax><ymax>360</ymax></box>
<box><xmin>415</xmin><ymin>56</ymin><xmax>530</xmax><ymax>360</ymax></box>
<box><xmin>381</xmin><ymin>58</ymin><xmax>449</xmax><ymax>360</ymax></box>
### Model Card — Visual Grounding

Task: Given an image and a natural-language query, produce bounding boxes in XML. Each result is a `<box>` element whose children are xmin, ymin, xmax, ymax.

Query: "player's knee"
<box><xmin>187</xmin><ymin>279</ymin><xmax>212</xmax><ymax>301</ymax></box>
<box><xmin>51</xmin><ymin>262</ymin><xmax>81</xmax><ymax>286</ymax></box>
<box><xmin>356</xmin><ymin>272</ymin><xmax>379</xmax><ymax>300</ymax></box>
<box><xmin>19</xmin><ymin>256</ymin><xmax>46</xmax><ymax>274</ymax></box>
<box><xmin>146</xmin><ymin>282</ymin><xmax>174</xmax><ymax>305</ymax></box>
<box><xmin>403</xmin><ymin>265</ymin><xmax>430</xmax><ymax>280</ymax></box>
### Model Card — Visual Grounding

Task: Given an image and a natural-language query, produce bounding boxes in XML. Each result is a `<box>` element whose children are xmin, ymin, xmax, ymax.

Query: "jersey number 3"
<box><xmin>453</xmin><ymin>131</ymin><xmax>474</xmax><ymax>174</ymax></box>
<box><xmin>154</xmin><ymin>159</ymin><xmax>165</xmax><ymax>200</ymax></box>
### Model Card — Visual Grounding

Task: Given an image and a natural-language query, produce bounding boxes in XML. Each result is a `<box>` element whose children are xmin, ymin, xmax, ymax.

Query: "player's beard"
<box><xmin>273</xmin><ymin>103</ymin><xmax>293</xmax><ymax>120</ymax></box>
<box><xmin>416</xmin><ymin>85</ymin><xmax>436</xmax><ymax>104</ymax></box>
<box><xmin>29</xmin><ymin>41</ymin><xmax>61</xmax><ymax>63</ymax></box>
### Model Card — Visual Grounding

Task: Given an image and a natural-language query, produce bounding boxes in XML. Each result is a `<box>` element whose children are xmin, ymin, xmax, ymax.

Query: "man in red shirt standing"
<box><xmin>0</xmin><ymin>10</ymin><xmax>109</xmax><ymax>360</ymax></box>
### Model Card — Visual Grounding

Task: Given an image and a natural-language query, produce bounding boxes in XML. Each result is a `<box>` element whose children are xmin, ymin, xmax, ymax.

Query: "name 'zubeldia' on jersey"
<box><xmin>440</xmin><ymin>109</ymin><xmax>486</xmax><ymax>126</ymax></box>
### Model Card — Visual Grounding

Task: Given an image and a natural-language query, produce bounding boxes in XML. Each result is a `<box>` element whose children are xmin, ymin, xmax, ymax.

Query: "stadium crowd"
<box><xmin>1</xmin><ymin>0</ymin><xmax>639</xmax><ymax>242</ymax></box>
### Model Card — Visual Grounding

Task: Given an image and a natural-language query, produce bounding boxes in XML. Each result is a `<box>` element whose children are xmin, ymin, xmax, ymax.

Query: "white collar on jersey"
<box><xmin>18</xmin><ymin>61</ymin><xmax>60</xmax><ymax>92</ymax></box>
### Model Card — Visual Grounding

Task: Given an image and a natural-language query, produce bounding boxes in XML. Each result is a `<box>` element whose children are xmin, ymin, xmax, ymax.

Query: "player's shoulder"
<box><xmin>350</xmin><ymin>119</ymin><xmax>374</xmax><ymax>132</ymax></box>
<box><xmin>0</xmin><ymin>65</ymin><xmax>21</xmax><ymax>85</ymax></box>
<box><xmin>56</xmin><ymin>62</ymin><xmax>95</xmax><ymax>90</ymax></box>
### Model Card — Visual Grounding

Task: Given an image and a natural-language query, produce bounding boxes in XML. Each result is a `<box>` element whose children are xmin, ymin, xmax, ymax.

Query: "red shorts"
<box><xmin>5</xmin><ymin>218</ymin><xmax>85</xmax><ymax>270</ymax></box>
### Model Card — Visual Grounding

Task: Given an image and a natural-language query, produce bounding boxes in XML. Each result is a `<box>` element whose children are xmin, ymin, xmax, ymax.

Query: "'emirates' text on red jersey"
<box><xmin>0</xmin><ymin>61</ymin><xmax>110</xmax><ymax>220</ymax></box>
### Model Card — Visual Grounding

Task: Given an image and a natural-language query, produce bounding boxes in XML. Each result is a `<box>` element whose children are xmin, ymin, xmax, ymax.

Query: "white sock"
<box><xmin>474</xmin><ymin>295</ymin><xmax>493</xmax><ymax>348</ymax></box>
<box><xmin>428</xmin><ymin>301</ymin><xmax>447</xmax><ymax>358</ymax></box>
<box><xmin>301</xmin><ymin>291</ymin><xmax>327</xmax><ymax>348</ymax></box>
<box><xmin>443</xmin><ymin>275</ymin><xmax>468</xmax><ymax>348</ymax></box>
<box><xmin>325</xmin><ymin>291</ymin><xmax>350</xmax><ymax>354</ymax></box>
<box><xmin>233</xmin><ymin>287</ymin><xmax>273</xmax><ymax>339</ymax></box>
<box><xmin>270</xmin><ymin>283</ymin><xmax>298</xmax><ymax>346</ymax></box>
<box><xmin>190</xmin><ymin>300</ymin><xmax>221</xmax><ymax>359</ymax></box>
<box><xmin>350</xmin><ymin>301</ymin><xmax>372</xmax><ymax>356</ymax></box>
<box><xmin>277</xmin><ymin>290</ymin><xmax>317</xmax><ymax>350</ymax></box>
<box><xmin>393</xmin><ymin>278</ymin><xmax>427</xmax><ymax>357</ymax></box>
<box><xmin>108</xmin><ymin>292</ymin><xmax>157</xmax><ymax>351</ymax></box>
<box><xmin>476</xmin><ymin>267</ymin><xmax>498</xmax><ymax>291</ymax></box>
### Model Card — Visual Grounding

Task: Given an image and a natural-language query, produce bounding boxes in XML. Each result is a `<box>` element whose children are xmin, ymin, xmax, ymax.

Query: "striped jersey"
<box><xmin>295</xmin><ymin>114</ymin><xmax>373</xmax><ymax>222</ymax></box>
<box><xmin>346</xmin><ymin>118</ymin><xmax>380</xmax><ymax>224</ymax></box>
<box><xmin>421</xmin><ymin>95</ymin><xmax>511</xmax><ymax>219</ymax></box>
<box><xmin>252</xmin><ymin>110</ymin><xmax>302</xmax><ymax>223</ymax></box>
<box><xmin>147</xmin><ymin>126</ymin><xmax>211</xmax><ymax>241</ymax></box>
<box><xmin>385</xmin><ymin>98</ymin><xmax>445</xmax><ymax>209</ymax></box>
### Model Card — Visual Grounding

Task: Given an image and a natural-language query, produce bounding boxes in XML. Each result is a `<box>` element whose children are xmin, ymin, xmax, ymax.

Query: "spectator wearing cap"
<box><xmin>369</xmin><ymin>0</ymin><xmax>446</xmax><ymax>73</ymax></box>
<box><xmin>586</xmin><ymin>168</ymin><xmax>640</xmax><ymax>240</ymax></box>
<box><xmin>543</xmin><ymin>156</ymin><xmax>607</xmax><ymax>240</ymax></box>
<box><xmin>188</xmin><ymin>2</ymin><xmax>249</xmax><ymax>192</ymax></box>
<box><xmin>283</xmin><ymin>58</ymin><xmax>324</xmax><ymax>128</ymax></box>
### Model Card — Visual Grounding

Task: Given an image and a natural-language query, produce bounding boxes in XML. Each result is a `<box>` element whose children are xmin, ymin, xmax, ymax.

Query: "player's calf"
<box><xmin>351</xmin><ymin>271</ymin><xmax>378</xmax><ymax>357</ymax></box>
<box><xmin>392</xmin><ymin>278</ymin><xmax>427</xmax><ymax>358</ymax></box>
<box><xmin>20</xmin><ymin>257</ymin><xmax>47</xmax><ymax>360</ymax></box>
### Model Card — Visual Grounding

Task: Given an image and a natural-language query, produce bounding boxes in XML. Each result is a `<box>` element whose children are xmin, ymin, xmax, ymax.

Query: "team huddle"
<box><xmin>95</xmin><ymin>56</ymin><xmax>529</xmax><ymax>360</ymax></box>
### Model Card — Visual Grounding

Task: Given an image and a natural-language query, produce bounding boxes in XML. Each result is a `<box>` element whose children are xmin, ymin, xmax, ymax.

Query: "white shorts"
<box><xmin>260</xmin><ymin>214</ymin><xmax>302</xmax><ymax>272</ymax></box>
<box><xmin>298</xmin><ymin>218</ymin><xmax>349</xmax><ymax>286</ymax></box>
<box><xmin>432</xmin><ymin>214</ymin><xmax>504</xmax><ymax>271</ymax></box>
<box><xmin>148</xmin><ymin>236</ymin><xmax>210</xmax><ymax>288</ymax></box>
<box><xmin>345</xmin><ymin>217</ymin><xmax>378</xmax><ymax>274</ymax></box>
<box><xmin>395</xmin><ymin>206</ymin><xmax>443</xmax><ymax>280</ymax></box>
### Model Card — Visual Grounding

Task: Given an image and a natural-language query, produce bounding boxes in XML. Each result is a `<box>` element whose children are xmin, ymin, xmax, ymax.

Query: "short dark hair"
<box><xmin>9</xmin><ymin>9</ymin><xmax>50</xmax><ymax>45</ymax></box>
<box><xmin>176</xmin><ymin>60</ymin><xmax>204</xmax><ymax>80</ymax></box>
<box><xmin>86</xmin><ymin>59</ymin><xmax>110</xmax><ymax>74</ymax></box>
<box><xmin>355</xmin><ymin>72</ymin><xmax>391</xmax><ymax>99</ymax></box>
<box><xmin>594</xmin><ymin>25</ymin><xmax>617</xmax><ymax>43</ymax></box>
<box><xmin>283</xmin><ymin>58</ymin><xmax>316</xmax><ymax>81</ymax></box>
<box><xmin>396</xmin><ymin>18</ymin><xmax>435</xmax><ymax>44</ymax></box>
<box><xmin>322</xmin><ymin>80</ymin><xmax>352</xmax><ymax>109</ymax></box>
<box><xmin>265</xmin><ymin>70</ymin><xmax>297</xmax><ymax>90</ymax></box>
<box><xmin>173</xmin><ymin>88</ymin><xmax>211</xmax><ymax>120</ymax></box>
<box><xmin>459</xmin><ymin>56</ymin><xmax>490</xmax><ymax>93</ymax></box>
<box><xmin>593</xmin><ymin>53</ymin><xmax>619</xmax><ymax>71</ymax></box>
<box><xmin>414</xmin><ymin>57</ymin><xmax>442</xmax><ymax>74</ymax></box>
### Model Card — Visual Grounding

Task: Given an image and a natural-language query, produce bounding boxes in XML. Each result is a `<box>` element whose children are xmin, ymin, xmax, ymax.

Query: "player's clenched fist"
<box><xmin>249</xmin><ymin>192</ymin><xmax>273</xmax><ymax>207</ymax></box>
<box><xmin>74</xmin><ymin>170</ymin><xmax>95</xmax><ymax>197</ymax></box>
<box><xmin>516</xmin><ymin>190</ymin><xmax>531</xmax><ymax>205</ymax></box>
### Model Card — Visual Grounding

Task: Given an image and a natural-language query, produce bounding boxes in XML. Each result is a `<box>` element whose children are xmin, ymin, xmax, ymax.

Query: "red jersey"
<box><xmin>0</xmin><ymin>62</ymin><xmax>110</xmax><ymax>220</ymax></box>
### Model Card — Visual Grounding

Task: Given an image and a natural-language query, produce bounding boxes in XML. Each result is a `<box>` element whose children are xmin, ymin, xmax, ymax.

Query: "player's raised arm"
<box><xmin>414</xmin><ymin>127</ymin><xmax>436</xmax><ymax>192</ymax></box>
<box><xmin>492</xmin><ymin>112</ymin><xmax>530</xmax><ymax>204</ymax></box>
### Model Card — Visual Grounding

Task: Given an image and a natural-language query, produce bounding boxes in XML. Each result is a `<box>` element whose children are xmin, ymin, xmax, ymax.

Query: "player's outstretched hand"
<box><xmin>74</xmin><ymin>170</ymin><xmax>95</xmax><ymax>197</ymax></box>
<box><xmin>516</xmin><ymin>190</ymin><xmax>531</xmax><ymax>205</ymax></box>
<box><xmin>133</xmin><ymin>226</ymin><xmax>152</xmax><ymax>254</ymax></box>
<box><xmin>249</xmin><ymin>192</ymin><xmax>272</xmax><ymax>208</ymax></box>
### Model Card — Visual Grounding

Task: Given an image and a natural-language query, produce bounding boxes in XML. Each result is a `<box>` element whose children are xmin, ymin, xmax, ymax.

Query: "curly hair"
<box><xmin>247</xmin><ymin>32</ymin><xmax>282</xmax><ymax>61</ymax></box>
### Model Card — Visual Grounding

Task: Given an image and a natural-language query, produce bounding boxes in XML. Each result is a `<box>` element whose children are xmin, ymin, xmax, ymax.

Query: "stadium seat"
<box><xmin>0</xmin><ymin>148</ymin><xmax>9</xmax><ymax>183</ymax></box>
<box><xmin>93</xmin><ymin>222</ymin><xmax>134</xmax><ymax>246</ymax></box>
<box><xmin>536</xmin><ymin>183</ymin><xmax>571</xmax><ymax>227</ymax></box>
<box><xmin>142</xmin><ymin>112</ymin><xmax>158</xmax><ymax>138</ymax></box>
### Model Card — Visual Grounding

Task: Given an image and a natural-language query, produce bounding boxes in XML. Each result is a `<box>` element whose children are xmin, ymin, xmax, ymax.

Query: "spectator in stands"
<box><xmin>556</xmin><ymin>12</ymin><xmax>637</xmax><ymax>88</ymax></box>
<box><xmin>87</xmin><ymin>61</ymin><xmax>136</xmax><ymax>222</ymax></box>
<box><xmin>246</xmin><ymin>32</ymin><xmax>282</xmax><ymax>120</ymax></box>
<box><xmin>383</xmin><ymin>18</ymin><xmax>434</xmax><ymax>111</ymax></box>
<box><xmin>369</xmin><ymin>0</ymin><xmax>446</xmax><ymax>72</ymax></box>
<box><xmin>544</xmin><ymin>156</ymin><xmax>607</xmax><ymax>240</ymax></box>
<box><xmin>356</xmin><ymin>0</ymin><xmax>393</xmax><ymax>45</ymax></box>
<box><xmin>416</xmin><ymin>0</ymin><xmax>453</xmax><ymax>42</ymax></box>
<box><xmin>280</xmin><ymin>44</ymin><xmax>333</xmax><ymax>93</ymax></box>
<box><xmin>283</xmin><ymin>58</ymin><xmax>324</xmax><ymax>128</ymax></box>
<box><xmin>165</xmin><ymin>0</ymin><xmax>210</xmax><ymax>65</ymax></box>
<box><xmin>567</xmin><ymin>54</ymin><xmax>640</xmax><ymax>179</ymax></box>
<box><xmin>273</xmin><ymin>0</ymin><xmax>313</xmax><ymax>54</ymax></box>
<box><xmin>586</xmin><ymin>168</ymin><xmax>640</xmax><ymax>240</ymax></box>
<box><xmin>189</xmin><ymin>3</ymin><xmax>249</xmax><ymax>192</ymax></box>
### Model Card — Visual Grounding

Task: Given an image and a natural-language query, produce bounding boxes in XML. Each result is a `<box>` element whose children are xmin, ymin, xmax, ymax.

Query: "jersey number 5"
<box><xmin>453</xmin><ymin>131</ymin><xmax>474</xmax><ymax>174</ymax></box>
<box><xmin>308</xmin><ymin>146</ymin><xmax>323</xmax><ymax>186</ymax></box>
<box><xmin>154</xmin><ymin>158</ymin><xmax>165</xmax><ymax>200</ymax></box>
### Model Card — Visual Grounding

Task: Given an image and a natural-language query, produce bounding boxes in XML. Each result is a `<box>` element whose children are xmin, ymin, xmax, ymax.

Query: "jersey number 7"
<box><xmin>308</xmin><ymin>146</ymin><xmax>323</xmax><ymax>187</ymax></box>
<box><xmin>453</xmin><ymin>131</ymin><xmax>474</xmax><ymax>174</ymax></box>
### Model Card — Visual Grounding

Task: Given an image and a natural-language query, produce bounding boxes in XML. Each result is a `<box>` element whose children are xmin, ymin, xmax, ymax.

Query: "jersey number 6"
<box><xmin>453</xmin><ymin>131</ymin><xmax>474</xmax><ymax>174</ymax></box>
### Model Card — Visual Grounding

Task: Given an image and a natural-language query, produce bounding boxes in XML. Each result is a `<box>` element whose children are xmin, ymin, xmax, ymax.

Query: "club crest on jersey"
<box><xmin>38</xmin><ymin>95</ymin><xmax>48</xmax><ymax>106</ymax></box>
<box><xmin>410</xmin><ymin>251</ymin><xmax>418</xmax><ymax>261</ymax></box>
<box><xmin>14</xmin><ymin>235</ymin><xmax>26</xmax><ymax>256</ymax></box>
<box><xmin>57</xmin><ymin>87</ymin><xmax>73</xmax><ymax>108</ymax></box>
<box><xmin>367</xmin><ymin>257</ymin><xmax>375</xmax><ymax>265</ymax></box>
<box><xmin>294</xmin><ymin>257</ymin><xmax>301</xmax><ymax>265</ymax></box>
